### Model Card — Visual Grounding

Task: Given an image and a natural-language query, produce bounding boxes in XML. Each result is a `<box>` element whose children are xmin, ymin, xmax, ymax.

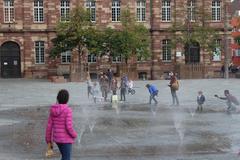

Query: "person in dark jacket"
<box><xmin>120</xmin><ymin>77</ymin><xmax>127</xmax><ymax>101</ymax></box>
<box><xmin>196</xmin><ymin>91</ymin><xmax>205</xmax><ymax>112</ymax></box>
<box><xmin>106</xmin><ymin>69</ymin><xmax>113</xmax><ymax>88</ymax></box>
<box><xmin>99</xmin><ymin>74</ymin><xmax>109</xmax><ymax>102</ymax></box>
<box><xmin>111</xmin><ymin>77</ymin><xmax>118</xmax><ymax>94</ymax></box>
<box><xmin>146</xmin><ymin>84</ymin><xmax>158</xmax><ymax>104</ymax></box>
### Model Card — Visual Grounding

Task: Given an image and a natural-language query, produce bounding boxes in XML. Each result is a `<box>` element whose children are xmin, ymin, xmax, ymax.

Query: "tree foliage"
<box><xmin>170</xmin><ymin>5</ymin><xmax>220</xmax><ymax>53</ymax></box>
<box><xmin>50</xmin><ymin>7</ymin><xmax>97</xmax><ymax>57</ymax></box>
<box><xmin>50</xmin><ymin>7</ymin><xmax>150</xmax><ymax>64</ymax></box>
<box><xmin>118</xmin><ymin>9</ymin><xmax>150</xmax><ymax>62</ymax></box>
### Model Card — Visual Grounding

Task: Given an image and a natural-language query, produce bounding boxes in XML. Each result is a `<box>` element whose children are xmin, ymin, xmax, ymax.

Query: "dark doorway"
<box><xmin>0</xmin><ymin>42</ymin><xmax>21</xmax><ymax>78</ymax></box>
<box><xmin>138</xmin><ymin>72</ymin><xmax>147</xmax><ymax>80</ymax></box>
<box><xmin>185</xmin><ymin>42</ymin><xmax>200</xmax><ymax>64</ymax></box>
<box><xmin>90</xmin><ymin>73</ymin><xmax>98</xmax><ymax>80</ymax></box>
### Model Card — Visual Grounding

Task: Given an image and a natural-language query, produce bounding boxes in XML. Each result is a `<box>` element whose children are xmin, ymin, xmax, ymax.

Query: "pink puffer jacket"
<box><xmin>45</xmin><ymin>104</ymin><xmax>77</xmax><ymax>144</ymax></box>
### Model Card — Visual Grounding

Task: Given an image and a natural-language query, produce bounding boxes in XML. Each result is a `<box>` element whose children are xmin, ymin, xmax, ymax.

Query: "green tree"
<box><xmin>50</xmin><ymin>6</ymin><xmax>99</xmax><ymax>80</ymax></box>
<box><xmin>119</xmin><ymin>9</ymin><xmax>150</xmax><ymax>63</ymax></box>
<box><xmin>51</xmin><ymin>7</ymin><xmax>150</xmax><ymax>79</ymax></box>
<box><xmin>99</xmin><ymin>9</ymin><xmax>150</xmax><ymax>75</ymax></box>
<box><xmin>170</xmin><ymin>4</ymin><xmax>220</xmax><ymax>61</ymax></box>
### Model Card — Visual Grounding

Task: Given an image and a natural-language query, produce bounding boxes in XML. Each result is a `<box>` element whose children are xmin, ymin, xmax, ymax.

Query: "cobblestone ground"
<box><xmin>0</xmin><ymin>78</ymin><xmax>240</xmax><ymax>160</ymax></box>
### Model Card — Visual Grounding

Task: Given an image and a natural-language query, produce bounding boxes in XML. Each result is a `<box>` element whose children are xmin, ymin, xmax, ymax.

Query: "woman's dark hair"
<box><xmin>57</xmin><ymin>89</ymin><xmax>69</xmax><ymax>104</ymax></box>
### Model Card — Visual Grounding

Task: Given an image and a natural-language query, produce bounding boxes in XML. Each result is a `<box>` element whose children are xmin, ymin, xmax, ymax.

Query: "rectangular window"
<box><xmin>60</xmin><ymin>0</ymin><xmax>70</xmax><ymax>22</ymax></box>
<box><xmin>4</xmin><ymin>0</ymin><xmax>14</xmax><ymax>23</ymax></box>
<box><xmin>212</xmin><ymin>0</ymin><xmax>221</xmax><ymax>21</ymax></box>
<box><xmin>136</xmin><ymin>0</ymin><xmax>146</xmax><ymax>22</ymax></box>
<box><xmin>86</xmin><ymin>0</ymin><xmax>96</xmax><ymax>22</ymax></box>
<box><xmin>187</xmin><ymin>0</ymin><xmax>195</xmax><ymax>22</ymax></box>
<box><xmin>61</xmin><ymin>51</ymin><xmax>71</xmax><ymax>64</ymax></box>
<box><xmin>162</xmin><ymin>0</ymin><xmax>171</xmax><ymax>22</ymax></box>
<box><xmin>162</xmin><ymin>39</ymin><xmax>171</xmax><ymax>62</ymax></box>
<box><xmin>34</xmin><ymin>0</ymin><xmax>44</xmax><ymax>22</ymax></box>
<box><xmin>235</xmin><ymin>49</ymin><xmax>240</xmax><ymax>57</ymax></box>
<box><xmin>212</xmin><ymin>39</ymin><xmax>221</xmax><ymax>61</ymax></box>
<box><xmin>35</xmin><ymin>41</ymin><xmax>45</xmax><ymax>64</ymax></box>
<box><xmin>112</xmin><ymin>0</ymin><xmax>120</xmax><ymax>22</ymax></box>
<box><xmin>88</xmin><ymin>54</ymin><xmax>97</xmax><ymax>63</ymax></box>
<box><xmin>137</xmin><ymin>56</ymin><xmax>147</xmax><ymax>62</ymax></box>
<box><xmin>112</xmin><ymin>55</ymin><xmax>122</xmax><ymax>63</ymax></box>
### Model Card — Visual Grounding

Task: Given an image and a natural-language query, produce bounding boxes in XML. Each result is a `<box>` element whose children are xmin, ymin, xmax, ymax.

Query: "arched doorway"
<box><xmin>185</xmin><ymin>42</ymin><xmax>200</xmax><ymax>64</ymax></box>
<box><xmin>0</xmin><ymin>41</ymin><xmax>21</xmax><ymax>78</ymax></box>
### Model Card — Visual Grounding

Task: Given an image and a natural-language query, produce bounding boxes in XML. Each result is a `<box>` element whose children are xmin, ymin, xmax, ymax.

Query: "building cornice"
<box><xmin>0</xmin><ymin>29</ymin><xmax>56</xmax><ymax>33</ymax></box>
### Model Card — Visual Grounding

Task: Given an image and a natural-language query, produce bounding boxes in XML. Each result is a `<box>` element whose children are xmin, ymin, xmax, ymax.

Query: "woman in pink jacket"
<box><xmin>45</xmin><ymin>89</ymin><xmax>77</xmax><ymax>160</ymax></box>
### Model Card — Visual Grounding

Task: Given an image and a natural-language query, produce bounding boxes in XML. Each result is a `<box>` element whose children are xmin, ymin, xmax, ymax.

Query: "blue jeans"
<box><xmin>171</xmin><ymin>89</ymin><xmax>179</xmax><ymax>105</ymax></box>
<box><xmin>120</xmin><ymin>88</ymin><xmax>126</xmax><ymax>101</ymax></box>
<box><xmin>149</xmin><ymin>91</ymin><xmax>158</xmax><ymax>104</ymax></box>
<box><xmin>57</xmin><ymin>143</ymin><xmax>72</xmax><ymax>160</ymax></box>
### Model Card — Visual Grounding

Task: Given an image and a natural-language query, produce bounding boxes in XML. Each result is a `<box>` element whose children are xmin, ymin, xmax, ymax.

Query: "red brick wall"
<box><xmin>0</xmin><ymin>0</ymin><xmax>232</xmax><ymax>79</ymax></box>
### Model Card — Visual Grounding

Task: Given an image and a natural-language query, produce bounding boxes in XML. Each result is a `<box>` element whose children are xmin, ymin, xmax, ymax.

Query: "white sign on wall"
<box><xmin>176</xmin><ymin>51</ymin><xmax>182</xmax><ymax>57</ymax></box>
<box><xmin>213</xmin><ymin>48</ymin><xmax>221</xmax><ymax>61</ymax></box>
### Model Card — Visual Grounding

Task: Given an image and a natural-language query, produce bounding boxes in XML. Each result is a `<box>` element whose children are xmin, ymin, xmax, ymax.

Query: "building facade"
<box><xmin>230</xmin><ymin>0</ymin><xmax>240</xmax><ymax>69</ymax></box>
<box><xmin>0</xmin><ymin>0</ymin><xmax>232</xmax><ymax>80</ymax></box>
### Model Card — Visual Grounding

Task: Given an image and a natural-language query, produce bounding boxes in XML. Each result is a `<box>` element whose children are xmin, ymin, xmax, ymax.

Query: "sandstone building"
<box><xmin>230</xmin><ymin>0</ymin><xmax>240</xmax><ymax>69</ymax></box>
<box><xmin>0</xmin><ymin>0</ymin><xmax>232</xmax><ymax>80</ymax></box>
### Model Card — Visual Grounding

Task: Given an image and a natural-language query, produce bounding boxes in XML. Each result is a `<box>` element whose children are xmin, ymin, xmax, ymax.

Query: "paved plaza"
<box><xmin>0</xmin><ymin>78</ymin><xmax>240</xmax><ymax>160</ymax></box>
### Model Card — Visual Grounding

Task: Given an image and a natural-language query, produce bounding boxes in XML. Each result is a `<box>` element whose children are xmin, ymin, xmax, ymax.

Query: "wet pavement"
<box><xmin>1</xmin><ymin>103</ymin><xmax>240</xmax><ymax>160</ymax></box>
<box><xmin>0</xmin><ymin>79</ymin><xmax>240</xmax><ymax>160</ymax></box>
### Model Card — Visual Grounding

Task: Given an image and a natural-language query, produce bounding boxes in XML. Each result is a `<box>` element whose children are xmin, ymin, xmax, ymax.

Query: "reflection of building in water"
<box><xmin>0</xmin><ymin>0</ymin><xmax>232</xmax><ymax>79</ymax></box>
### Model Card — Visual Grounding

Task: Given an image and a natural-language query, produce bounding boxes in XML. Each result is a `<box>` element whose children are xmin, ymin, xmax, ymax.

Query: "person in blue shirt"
<box><xmin>146</xmin><ymin>84</ymin><xmax>158</xmax><ymax>104</ymax></box>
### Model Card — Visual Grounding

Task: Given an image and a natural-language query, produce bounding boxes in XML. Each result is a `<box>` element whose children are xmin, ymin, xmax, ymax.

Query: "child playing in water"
<box><xmin>111</xmin><ymin>90</ymin><xmax>118</xmax><ymax>103</ymax></box>
<box><xmin>196</xmin><ymin>91</ymin><xmax>205</xmax><ymax>112</ymax></box>
<box><xmin>86</xmin><ymin>78</ymin><xmax>93</xmax><ymax>98</ymax></box>
<box><xmin>92</xmin><ymin>82</ymin><xmax>102</xmax><ymax>103</ymax></box>
<box><xmin>215</xmin><ymin>90</ymin><xmax>239</xmax><ymax>112</ymax></box>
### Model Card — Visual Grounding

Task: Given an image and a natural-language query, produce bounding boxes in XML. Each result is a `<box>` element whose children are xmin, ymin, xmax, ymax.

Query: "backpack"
<box><xmin>172</xmin><ymin>80</ymin><xmax>179</xmax><ymax>90</ymax></box>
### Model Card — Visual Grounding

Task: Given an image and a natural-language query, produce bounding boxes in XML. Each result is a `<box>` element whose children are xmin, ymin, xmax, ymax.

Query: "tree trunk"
<box><xmin>78</xmin><ymin>47</ymin><xmax>85</xmax><ymax>81</ymax></box>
